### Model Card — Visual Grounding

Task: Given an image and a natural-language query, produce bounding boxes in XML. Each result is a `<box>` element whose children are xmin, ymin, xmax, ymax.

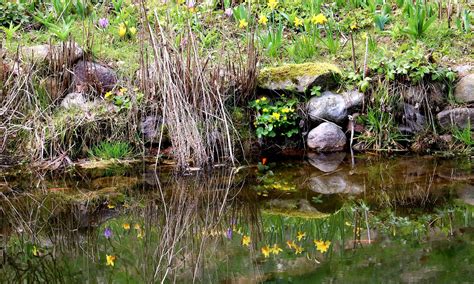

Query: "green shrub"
<box><xmin>89</xmin><ymin>141</ymin><xmax>133</xmax><ymax>160</ymax></box>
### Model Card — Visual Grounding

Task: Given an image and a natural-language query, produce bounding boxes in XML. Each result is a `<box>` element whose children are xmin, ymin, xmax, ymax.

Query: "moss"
<box><xmin>258</xmin><ymin>62</ymin><xmax>341</xmax><ymax>85</ymax></box>
<box><xmin>262</xmin><ymin>208</ymin><xmax>330</xmax><ymax>219</ymax></box>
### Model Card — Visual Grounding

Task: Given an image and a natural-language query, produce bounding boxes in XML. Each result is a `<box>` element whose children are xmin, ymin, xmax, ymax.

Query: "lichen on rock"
<box><xmin>257</xmin><ymin>62</ymin><xmax>341</xmax><ymax>93</ymax></box>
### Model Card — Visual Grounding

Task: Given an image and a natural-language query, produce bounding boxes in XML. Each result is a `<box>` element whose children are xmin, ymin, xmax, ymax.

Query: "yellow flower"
<box><xmin>268</xmin><ymin>0</ymin><xmax>278</xmax><ymax>9</ymax></box>
<box><xmin>258</xmin><ymin>15</ymin><xmax>268</xmax><ymax>26</ymax></box>
<box><xmin>242</xmin><ymin>235</ymin><xmax>251</xmax><ymax>246</ymax></box>
<box><xmin>271</xmin><ymin>244</ymin><xmax>283</xmax><ymax>255</ymax></box>
<box><xmin>134</xmin><ymin>224</ymin><xmax>141</xmax><ymax>230</ymax></box>
<box><xmin>294</xmin><ymin>17</ymin><xmax>303</xmax><ymax>27</ymax></box>
<box><xmin>261</xmin><ymin>97</ymin><xmax>267</xmax><ymax>101</ymax></box>
<box><xmin>296</xmin><ymin>231</ymin><xmax>306</xmax><ymax>241</ymax></box>
<box><xmin>361</xmin><ymin>32</ymin><xmax>368</xmax><ymax>40</ymax></box>
<box><xmin>294</xmin><ymin>245</ymin><xmax>304</xmax><ymax>254</ymax></box>
<box><xmin>314</xmin><ymin>240</ymin><xmax>331</xmax><ymax>253</ymax></box>
<box><xmin>286</xmin><ymin>240</ymin><xmax>296</xmax><ymax>249</ymax></box>
<box><xmin>271</xmin><ymin>112</ymin><xmax>281</xmax><ymax>120</ymax></box>
<box><xmin>107</xmin><ymin>203</ymin><xmax>115</xmax><ymax>209</ymax></box>
<box><xmin>256</xmin><ymin>99</ymin><xmax>260</xmax><ymax>103</ymax></box>
<box><xmin>123</xmin><ymin>223</ymin><xmax>130</xmax><ymax>230</ymax></box>
<box><xmin>261</xmin><ymin>245</ymin><xmax>271</xmax><ymax>258</ymax></box>
<box><xmin>282</xmin><ymin>108</ymin><xmax>290</xmax><ymax>113</ymax></box>
<box><xmin>263</xmin><ymin>108</ymin><xmax>269</xmax><ymax>113</ymax></box>
<box><xmin>239</xmin><ymin>19</ymin><xmax>248</xmax><ymax>29</ymax></box>
<box><xmin>32</xmin><ymin>245</ymin><xmax>38</xmax><ymax>256</ymax></box>
<box><xmin>177</xmin><ymin>0</ymin><xmax>185</xmax><ymax>4</ymax></box>
<box><xmin>350</xmin><ymin>23</ymin><xmax>357</xmax><ymax>30</ymax></box>
<box><xmin>129</xmin><ymin>27</ymin><xmax>137</xmax><ymax>36</ymax></box>
<box><xmin>137</xmin><ymin>230</ymin><xmax>144</xmax><ymax>239</ymax></box>
<box><xmin>106</xmin><ymin>255</ymin><xmax>116</xmax><ymax>266</ymax></box>
<box><xmin>104</xmin><ymin>91</ymin><xmax>113</xmax><ymax>100</ymax></box>
<box><xmin>118</xmin><ymin>25</ymin><xmax>127</xmax><ymax>37</ymax></box>
<box><xmin>311</xmin><ymin>13</ymin><xmax>328</xmax><ymax>25</ymax></box>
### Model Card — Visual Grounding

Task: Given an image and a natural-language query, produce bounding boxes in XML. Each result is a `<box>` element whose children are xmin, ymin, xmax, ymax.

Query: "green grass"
<box><xmin>88</xmin><ymin>141</ymin><xmax>133</xmax><ymax>160</ymax></box>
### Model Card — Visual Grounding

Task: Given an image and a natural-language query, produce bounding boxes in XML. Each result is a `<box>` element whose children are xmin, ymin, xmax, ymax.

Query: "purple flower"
<box><xmin>104</xmin><ymin>227</ymin><xmax>112</xmax><ymax>239</ymax></box>
<box><xmin>187</xmin><ymin>0</ymin><xmax>195</xmax><ymax>8</ymax></box>
<box><xmin>98</xmin><ymin>18</ymin><xmax>109</xmax><ymax>29</ymax></box>
<box><xmin>226</xmin><ymin>227</ymin><xmax>233</xmax><ymax>239</ymax></box>
<box><xmin>224</xmin><ymin>8</ymin><xmax>233</xmax><ymax>17</ymax></box>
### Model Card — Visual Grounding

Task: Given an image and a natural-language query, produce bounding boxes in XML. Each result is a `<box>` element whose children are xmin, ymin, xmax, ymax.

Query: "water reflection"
<box><xmin>0</xmin><ymin>155</ymin><xmax>473</xmax><ymax>282</ymax></box>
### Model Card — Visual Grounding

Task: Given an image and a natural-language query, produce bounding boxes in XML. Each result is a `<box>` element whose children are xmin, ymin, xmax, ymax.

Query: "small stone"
<box><xmin>73</xmin><ymin>61</ymin><xmax>117</xmax><ymax>94</ymax></box>
<box><xmin>454</xmin><ymin>74</ymin><xmax>474</xmax><ymax>103</ymax></box>
<box><xmin>453</xmin><ymin>64</ymin><xmax>474</xmax><ymax>78</ymax></box>
<box><xmin>307</xmin><ymin>91</ymin><xmax>347</xmax><ymax>124</ymax></box>
<box><xmin>307</xmin><ymin>122</ymin><xmax>346</xmax><ymax>152</ymax></box>
<box><xmin>60</xmin><ymin>92</ymin><xmax>87</xmax><ymax>110</ymax></box>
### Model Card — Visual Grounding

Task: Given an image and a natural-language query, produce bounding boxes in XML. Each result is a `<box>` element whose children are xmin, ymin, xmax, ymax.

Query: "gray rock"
<box><xmin>141</xmin><ymin>115</ymin><xmax>164</xmax><ymax>144</ymax></box>
<box><xmin>21</xmin><ymin>42</ymin><xmax>83</xmax><ymax>64</ymax></box>
<box><xmin>342</xmin><ymin>90</ymin><xmax>364</xmax><ymax>110</ymax></box>
<box><xmin>437</xmin><ymin>108</ymin><xmax>474</xmax><ymax>130</ymax></box>
<box><xmin>257</xmin><ymin>62</ymin><xmax>341</xmax><ymax>93</ymax></box>
<box><xmin>60</xmin><ymin>92</ymin><xmax>88</xmax><ymax>110</ymax></box>
<box><xmin>456</xmin><ymin>184</ymin><xmax>474</xmax><ymax>206</ymax></box>
<box><xmin>307</xmin><ymin>91</ymin><xmax>347</xmax><ymax>124</ymax></box>
<box><xmin>454</xmin><ymin>74</ymin><xmax>474</xmax><ymax>103</ymax></box>
<box><xmin>307</xmin><ymin>122</ymin><xmax>346</xmax><ymax>152</ymax></box>
<box><xmin>73</xmin><ymin>61</ymin><xmax>117</xmax><ymax>93</ymax></box>
<box><xmin>453</xmin><ymin>64</ymin><xmax>474</xmax><ymax>78</ymax></box>
<box><xmin>400</xmin><ymin>103</ymin><xmax>426</xmax><ymax>134</ymax></box>
<box><xmin>307</xmin><ymin>152</ymin><xmax>345</xmax><ymax>172</ymax></box>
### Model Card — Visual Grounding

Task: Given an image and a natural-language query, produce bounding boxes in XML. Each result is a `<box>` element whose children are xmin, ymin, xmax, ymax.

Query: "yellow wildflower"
<box><xmin>239</xmin><ymin>19</ymin><xmax>248</xmax><ymax>29</ymax></box>
<box><xmin>267</xmin><ymin>0</ymin><xmax>278</xmax><ymax>10</ymax></box>
<box><xmin>134</xmin><ymin>224</ymin><xmax>141</xmax><ymax>230</ymax></box>
<box><xmin>118</xmin><ymin>25</ymin><xmax>127</xmax><ymax>37</ymax></box>
<box><xmin>123</xmin><ymin>223</ymin><xmax>130</xmax><ymax>230</ymax></box>
<box><xmin>177</xmin><ymin>0</ymin><xmax>185</xmax><ymax>4</ymax></box>
<box><xmin>137</xmin><ymin>230</ymin><xmax>144</xmax><ymax>239</ymax></box>
<box><xmin>106</xmin><ymin>255</ymin><xmax>116</xmax><ymax>266</ymax></box>
<box><xmin>311</xmin><ymin>13</ymin><xmax>328</xmax><ymax>25</ymax></box>
<box><xmin>294</xmin><ymin>245</ymin><xmax>304</xmax><ymax>254</ymax></box>
<box><xmin>271</xmin><ymin>112</ymin><xmax>281</xmax><ymax>120</ymax></box>
<box><xmin>314</xmin><ymin>240</ymin><xmax>331</xmax><ymax>253</ymax></box>
<box><xmin>261</xmin><ymin>245</ymin><xmax>271</xmax><ymax>258</ymax></box>
<box><xmin>294</xmin><ymin>17</ymin><xmax>303</xmax><ymax>27</ymax></box>
<box><xmin>32</xmin><ymin>245</ymin><xmax>38</xmax><ymax>257</ymax></box>
<box><xmin>107</xmin><ymin>203</ymin><xmax>115</xmax><ymax>209</ymax></box>
<box><xmin>263</xmin><ymin>108</ymin><xmax>269</xmax><ymax>113</ymax></box>
<box><xmin>261</xmin><ymin>97</ymin><xmax>267</xmax><ymax>101</ymax></box>
<box><xmin>286</xmin><ymin>240</ymin><xmax>296</xmax><ymax>249</ymax></box>
<box><xmin>129</xmin><ymin>27</ymin><xmax>137</xmax><ymax>36</ymax></box>
<box><xmin>296</xmin><ymin>231</ymin><xmax>306</xmax><ymax>241</ymax></box>
<box><xmin>350</xmin><ymin>23</ymin><xmax>357</xmax><ymax>30</ymax></box>
<box><xmin>271</xmin><ymin>244</ymin><xmax>283</xmax><ymax>255</ymax></box>
<box><xmin>242</xmin><ymin>235</ymin><xmax>251</xmax><ymax>246</ymax></box>
<box><xmin>256</xmin><ymin>99</ymin><xmax>260</xmax><ymax>103</ymax></box>
<box><xmin>258</xmin><ymin>15</ymin><xmax>268</xmax><ymax>26</ymax></box>
<box><xmin>282</xmin><ymin>108</ymin><xmax>290</xmax><ymax>113</ymax></box>
<box><xmin>104</xmin><ymin>91</ymin><xmax>113</xmax><ymax>100</ymax></box>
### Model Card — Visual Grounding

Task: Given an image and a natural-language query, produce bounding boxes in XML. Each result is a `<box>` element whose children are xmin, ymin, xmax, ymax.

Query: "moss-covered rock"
<box><xmin>257</xmin><ymin>62</ymin><xmax>341</xmax><ymax>93</ymax></box>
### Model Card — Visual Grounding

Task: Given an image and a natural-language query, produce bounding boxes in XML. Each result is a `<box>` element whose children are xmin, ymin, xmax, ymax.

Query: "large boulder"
<box><xmin>257</xmin><ymin>62</ymin><xmax>341</xmax><ymax>93</ymax></box>
<box><xmin>454</xmin><ymin>74</ymin><xmax>474</xmax><ymax>103</ymax></box>
<box><xmin>21</xmin><ymin>42</ymin><xmax>83</xmax><ymax>64</ymax></box>
<box><xmin>307</xmin><ymin>90</ymin><xmax>364</xmax><ymax>124</ymax></box>
<box><xmin>437</xmin><ymin>108</ymin><xmax>474</xmax><ymax>130</ymax></box>
<box><xmin>73</xmin><ymin>61</ymin><xmax>117</xmax><ymax>93</ymax></box>
<box><xmin>307</xmin><ymin>122</ymin><xmax>346</xmax><ymax>152</ymax></box>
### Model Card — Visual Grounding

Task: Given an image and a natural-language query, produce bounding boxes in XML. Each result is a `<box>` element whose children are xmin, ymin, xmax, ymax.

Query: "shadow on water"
<box><xmin>0</xmin><ymin>155</ymin><xmax>473</xmax><ymax>282</ymax></box>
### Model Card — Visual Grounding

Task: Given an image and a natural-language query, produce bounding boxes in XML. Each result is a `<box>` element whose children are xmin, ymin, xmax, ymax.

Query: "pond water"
<box><xmin>1</xmin><ymin>154</ymin><xmax>473</xmax><ymax>283</ymax></box>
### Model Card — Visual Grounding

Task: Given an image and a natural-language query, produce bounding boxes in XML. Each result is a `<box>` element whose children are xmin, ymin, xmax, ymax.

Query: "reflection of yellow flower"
<box><xmin>311</xmin><ymin>13</ymin><xmax>328</xmax><ymax>25</ymax></box>
<box><xmin>239</xmin><ymin>19</ymin><xmax>248</xmax><ymax>29</ymax></box>
<box><xmin>271</xmin><ymin>244</ymin><xmax>283</xmax><ymax>255</ymax></box>
<box><xmin>294</xmin><ymin>17</ymin><xmax>303</xmax><ymax>27</ymax></box>
<box><xmin>314</xmin><ymin>240</ymin><xmax>331</xmax><ymax>253</ymax></box>
<box><xmin>106</xmin><ymin>255</ymin><xmax>116</xmax><ymax>266</ymax></box>
<box><xmin>271</xmin><ymin>112</ymin><xmax>281</xmax><ymax>120</ymax></box>
<box><xmin>297</xmin><ymin>231</ymin><xmax>306</xmax><ymax>241</ymax></box>
<box><xmin>261</xmin><ymin>245</ymin><xmax>271</xmax><ymax>258</ymax></box>
<box><xmin>258</xmin><ymin>15</ymin><xmax>268</xmax><ymax>26</ymax></box>
<box><xmin>268</xmin><ymin>0</ymin><xmax>278</xmax><ymax>9</ymax></box>
<box><xmin>123</xmin><ymin>223</ymin><xmax>130</xmax><ymax>230</ymax></box>
<box><xmin>242</xmin><ymin>235</ymin><xmax>251</xmax><ymax>246</ymax></box>
<box><xmin>118</xmin><ymin>25</ymin><xmax>127</xmax><ymax>37</ymax></box>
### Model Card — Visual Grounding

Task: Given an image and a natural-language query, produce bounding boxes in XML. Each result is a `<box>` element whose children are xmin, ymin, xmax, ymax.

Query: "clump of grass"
<box><xmin>88</xmin><ymin>141</ymin><xmax>132</xmax><ymax>160</ymax></box>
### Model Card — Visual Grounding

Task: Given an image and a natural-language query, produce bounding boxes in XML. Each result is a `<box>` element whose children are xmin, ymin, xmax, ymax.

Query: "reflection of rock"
<box><xmin>91</xmin><ymin>176</ymin><xmax>139</xmax><ymax>190</ymax></box>
<box><xmin>307</xmin><ymin>152</ymin><xmax>346</xmax><ymax>172</ymax></box>
<box><xmin>309</xmin><ymin>172</ymin><xmax>363</xmax><ymax>195</ymax></box>
<box><xmin>307</xmin><ymin>122</ymin><xmax>346</xmax><ymax>152</ymax></box>
<box><xmin>456</xmin><ymin>184</ymin><xmax>474</xmax><ymax>206</ymax></box>
<box><xmin>264</xmin><ymin>199</ymin><xmax>329</xmax><ymax>218</ymax></box>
